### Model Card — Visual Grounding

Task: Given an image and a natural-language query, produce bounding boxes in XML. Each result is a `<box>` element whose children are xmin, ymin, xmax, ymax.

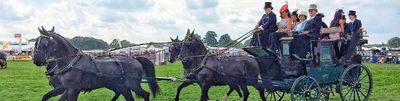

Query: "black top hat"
<box><xmin>349</xmin><ymin>10</ymin><xmax>356</xmax><ymax>16</ymax></box>
<box><xmin>264</xmin><ymin>2</ymin><xmax>273</xmax><ymax>9</ymax></box>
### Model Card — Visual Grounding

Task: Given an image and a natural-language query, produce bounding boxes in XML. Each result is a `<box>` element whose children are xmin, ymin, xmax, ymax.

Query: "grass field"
<box><xmin>0</xmin><ymin>61</ymin><xmax>399</xmax><ymax>101</ymax></box>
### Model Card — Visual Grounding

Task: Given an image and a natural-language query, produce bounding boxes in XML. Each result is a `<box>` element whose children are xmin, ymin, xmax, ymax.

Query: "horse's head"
<box><xmin>168</xmin><ymin>36</ymin><xmax>181</xmax><ymax>63</ymax></box>
<box><xmin>178</xmin><ymin>29</ymin><xmax>206</xmax><ymax>60</ymax></box>
<box><xmin>33</xmin><ymin>26</ymin><xmax>55</xmax><ymax>66</ymax></box>
<box><xmin>33</xmin><ymin>26</ymin><xmax>79</xmax><ymax>67</ymax></box>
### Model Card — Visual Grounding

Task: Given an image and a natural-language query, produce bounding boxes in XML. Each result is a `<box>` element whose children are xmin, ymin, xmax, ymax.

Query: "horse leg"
<box><xmin>66</xmin><ymin>89</ymin><xmax>80</xmax><ymax>101</ymax></box>
<box><xmin>129</xmin><ymin>79</ymin><xmax>150</xmax><ymax>101</ymax></box>
<box><xmin>111</xmin><ymin>91</ymin><xmax>121</xmax><ymax>101</ymax></box>
<box><xmin>239</xmin><ymin>85</ymin><xmax>250</xmax><ymax>101</ymax></box>
<box><xmin>200</xmin><ymin>83</ymin><xmax>210</xmax><ymax>101</ymax></box>
<box><xmin>253</xmin><ymin>83</ymin><xmax>266</xmax><ymax>101</ymax></box>
<box><xmin>121</xmin><ymin>89</ymin><xmax>134</xmax><ymax>101</ymax></box>
<box><xmin>175</xmin><ymin>80</ymin><xmax>195</xmax><ymax>101</ymax></box>
<box><xmin>223</xmin><ymin>85</ymin><xmax>242</xmax><ymax>101</ymax></box>
<box><xmin>58</xmin><ymin>90</ymin><xmax>68</xmax><ymax>101</ymax></box>
<box><xmin>42</xmin><ymin>87</ymin><xmax>65</xmax><ymax>101</ymax></box>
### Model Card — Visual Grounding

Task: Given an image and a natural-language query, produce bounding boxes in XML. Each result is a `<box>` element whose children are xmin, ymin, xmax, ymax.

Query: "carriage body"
<box><xmin>243</xmin><ymin>29</ymin><xmax>372</xmax><ymax>100</ymax></box>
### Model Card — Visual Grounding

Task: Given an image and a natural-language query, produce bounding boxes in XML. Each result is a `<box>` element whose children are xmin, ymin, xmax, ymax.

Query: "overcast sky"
<box><xmin>0</xmin><ymin>0</ymin><xmax>398</xmax><ymax>44</ymax></box>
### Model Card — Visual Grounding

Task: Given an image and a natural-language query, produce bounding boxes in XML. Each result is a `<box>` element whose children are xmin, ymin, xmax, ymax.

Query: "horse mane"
<box><xmin>186</xmin><ymin>34</ymin><xmax>207</xmax><ymax>55</ymax></box>
<box><xmin>49</xmin><ymin>32</ymin><xmax>80</xmax><ymax>54</ymax></box>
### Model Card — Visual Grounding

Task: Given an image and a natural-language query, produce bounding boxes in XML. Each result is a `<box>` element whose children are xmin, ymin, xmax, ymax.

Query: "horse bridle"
<box><xmin>35</xmin><ymin>35</ymin><xmax>83</xmax><ymax>65</ymax></box>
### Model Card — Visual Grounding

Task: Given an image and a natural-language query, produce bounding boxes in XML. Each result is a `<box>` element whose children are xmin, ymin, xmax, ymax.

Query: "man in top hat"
<box><xmin>295</xmin><ymin>4</ymin><xmax>323</xmax><ymax>58</ymax></box>
<box><xmin>251</xmin><ymin>2</ymin><xmax>277</xmax><ymax>92</ymax></box>
<box><xmin>343</xmin><ymin>10</ymin><xmax>362</xmax><ymax>60</ymax></box>
<box><xmin>251</xmin><ymin>2</ymin><xmax>277</xmax><ymax>48</ymax></box>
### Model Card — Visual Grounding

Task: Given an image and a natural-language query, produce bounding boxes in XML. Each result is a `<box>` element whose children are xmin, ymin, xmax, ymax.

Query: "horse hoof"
<box><xmin>240</xmin><ymin>97</ymin><xmax>244</xmax><ymax>101</ymax></box>
<box><xmin>222</xmin><ymin>95</ymin><xmax>228</xmax><ymax>101</ymax></box>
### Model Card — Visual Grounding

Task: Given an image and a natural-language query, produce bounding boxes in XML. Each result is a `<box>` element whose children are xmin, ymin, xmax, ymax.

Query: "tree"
<box><xmin>231</xmin><ymin>40</ymin><xmax>244</xmax><ymax>48</ymax></box>
<box><xmin>70</xmin><ymin>36</ymin><xmax>109</xmax><ymax>50</ymax></box>
<box><xmin>120</xmin><ymin>40</ymin><xmax>131</xmax><ymax>47</ymax></box>
<box><xmin>203</xmin><ymin>31</ymin><xmax>218</xmax><ymax>47</ymax></box>
<box><xmin>110</xmin><ymin>39</ymin><xmax>121</xmax><ymax>48</ymax></box>
<box><xmin>243</xmin><ymin>39</ymin><xmax>252</xmax><ymax>47</ymax></box>
<box><xmin>388</xmin><ymin>37</ymin><xmax>400</xmax><ymax>48</ymax></box>
<box><xmin>218</xmin><ymin>34</ymin><xmax>232</xmax><ymax>47</ymax></box>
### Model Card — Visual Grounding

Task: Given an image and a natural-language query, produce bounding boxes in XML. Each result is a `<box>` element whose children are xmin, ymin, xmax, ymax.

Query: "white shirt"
<box><xmin>350</xmin><ymin>19</ymin><xmax>355</xmax><ymax>23</ymax></box>
<box><xmin>309</xmin><ymin>16</ymin><xmax>315</xmax><ymax>20</ymax></box>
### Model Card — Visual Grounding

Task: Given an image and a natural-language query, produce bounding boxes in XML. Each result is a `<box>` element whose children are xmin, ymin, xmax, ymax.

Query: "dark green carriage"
<box><xmin>243</xmin><ymin>30</ymin><xmax>372</xmax><ymax>101</ymax></box>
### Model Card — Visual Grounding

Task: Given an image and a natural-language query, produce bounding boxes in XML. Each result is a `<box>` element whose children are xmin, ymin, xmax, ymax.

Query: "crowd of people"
<box><xmin>250</xmin><ymin>2</ymin><xmax>362</xmax><ymax>61</ymax></box>
<box><xmin>369</xmin><ymin>49</ymin><xmax>400</xmax><ymax>64</ymax></box>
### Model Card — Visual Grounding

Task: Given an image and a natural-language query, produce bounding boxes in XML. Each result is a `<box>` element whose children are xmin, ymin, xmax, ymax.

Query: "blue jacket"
<box><xmin>258</xmin><ymin>12</ymin><xmax>277</xmax><ymax>33</ymax></box>
<box><xmin>303</xmin><ymin>15</ymin><xmax>323</xmax><ymax>38</ymax></box>
<box><xmin>345</xmin><ymin>19</ymin><xmax>362</xmax><ymax>34</ymax></box>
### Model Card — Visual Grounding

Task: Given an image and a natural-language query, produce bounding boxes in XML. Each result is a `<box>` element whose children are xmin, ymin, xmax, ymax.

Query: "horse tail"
<box><xmin>135</xmin><ymin>56</ymin><xmax>160</xmax><ymax>97</ymax></box>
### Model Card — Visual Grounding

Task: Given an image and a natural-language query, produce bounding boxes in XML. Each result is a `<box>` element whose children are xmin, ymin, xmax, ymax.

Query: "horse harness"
<box><xmin>183</xmin><ymin>54</ymin><xmax>225</xmax><ymax>78</ymax></box>
<box><xmin>45</xmin><ymin>52</ymin><xmax>127</xmax><ymax>79</ymax></box>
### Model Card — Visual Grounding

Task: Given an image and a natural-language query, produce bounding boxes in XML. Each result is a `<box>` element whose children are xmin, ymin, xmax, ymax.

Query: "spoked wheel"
<box><xmin>339</xmin><ymin>64</ymin><xmax>373</xmax><ymax>101</ymax></box>
<box><xmin>320</xmin><ymin>86</ymin><xmax>333</xmax><ymax>101</ymax></box>
<box><xmin>266</xmin><ymin>91</ymin><xmax>285</xmax><ymax>101</ymax></box>
<box><xmin>291</xmin><ymin>76</ymin><xmax>321</xmax><ymax>101</ymax></box>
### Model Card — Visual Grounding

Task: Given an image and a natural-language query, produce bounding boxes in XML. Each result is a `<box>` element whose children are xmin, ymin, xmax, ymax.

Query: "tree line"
<box><xmin>65</xmin><ymin>30</ymin><xmax>252</xmax><ymax>50</ymax></box>
<box><xmin>364</xmin><ymin>37</ymin><xmax>400</xmax><ymax>48</ymax></box>
<box><xmin>58</xmin><ymin>32</ymin><xmax>400</xmax><ymax>50</ymax></box>
<box><xmin>197</xmin><ymin>31</ymin><xmax>251</xmax><ymax>48</ymax></box>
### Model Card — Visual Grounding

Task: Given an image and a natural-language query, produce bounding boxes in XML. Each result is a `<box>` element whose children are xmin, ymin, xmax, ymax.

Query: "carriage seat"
<box><xmin>292</xmin><ymin>54</ymin><xmax>313</xmax><ymax>62</ymax></box>
<box><xmin>280</xmin><ymin>37</ymin><xmax>294</xmax><ymax>41</ymax></box>
<box><xmin>320</xmin><ymin>27</ymin><xmax>341</xmax><ymax>41</ymax></box>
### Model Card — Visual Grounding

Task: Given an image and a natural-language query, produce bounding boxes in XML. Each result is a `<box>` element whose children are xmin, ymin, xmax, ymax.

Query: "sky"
<box><xmin>0</xmin><ymin>0</ymin><xmax>399</xmax><ymax>44</ymax></box>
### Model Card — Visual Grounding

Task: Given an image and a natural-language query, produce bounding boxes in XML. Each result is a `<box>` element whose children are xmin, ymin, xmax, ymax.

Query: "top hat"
<box><xmin>264</xmin><ymin>2</ymin><xmax>273</xmax><ymax>9</ymax></box>
<box><xmin>349</xmin><ymin>10</ymin><xmax>356</xmax><ymax>16</ymax></box>
<box><xmin>309</xmin><ymin>4</ymin><xmax>317</xmax><ymax>10</ymax></box>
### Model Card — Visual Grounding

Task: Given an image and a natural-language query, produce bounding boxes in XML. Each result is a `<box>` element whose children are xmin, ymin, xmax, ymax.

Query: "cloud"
<box><xmin>186</xmin><ymin>0</ymin><xmax>219</xmax><ymax>10</ymax></box>
<box><xmin>101</xmin><ymin>0</ymin><xmax>154</xmax><ymax>12</ymax></box>
<box><xmin>0</xmin><ymin>0</ymin><xmax>398</xmax><ymax>44</ymax></box>
<box><xmin>0</xmin><ymin>2</ymin><xmax>23</xmax><ymax>21</ymax></box>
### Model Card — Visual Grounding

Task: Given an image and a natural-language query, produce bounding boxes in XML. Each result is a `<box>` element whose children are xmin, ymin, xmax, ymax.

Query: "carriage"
<box><xmin>242</xmin><ymin>28</ymin><xmax>373</xmax><ymax>101</ymax></box>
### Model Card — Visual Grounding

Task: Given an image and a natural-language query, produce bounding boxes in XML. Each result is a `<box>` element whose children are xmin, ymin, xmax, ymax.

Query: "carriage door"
<box><xmin>280</xmin><ymin>37</ymin><xmax>303</xmax><ymax>77</ymax></box>
<box><xmin>318</xmin><ymin>41</ymin><xmax>337</xmax><ymax>65</ymax></box>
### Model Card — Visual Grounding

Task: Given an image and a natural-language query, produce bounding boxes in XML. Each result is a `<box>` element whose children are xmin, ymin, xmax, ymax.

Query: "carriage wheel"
<box><xmin>290</xmin><ymin>76</ymin><xmax>321</xmax><ymax>101</ymax></box>
<box><xmin>266</xmin><ymin>91</ymin><xmax>285</xmax><ymax>101</ymax></box>
<box><xmin>339</xmin><ymin>64</ymin><xmax>373</xmax><ymax>101</ymax></box>
<box><xmin>320</xmin><ymin>86</ymin><xmax>333</xmax><ymax>101</ymax></box>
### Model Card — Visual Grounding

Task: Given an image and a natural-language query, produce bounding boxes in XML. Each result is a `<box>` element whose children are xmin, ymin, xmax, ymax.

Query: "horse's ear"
<box><xmin>186</xmin><ymin>29</ymin><xmax>190</xmax><ymax>35</ymax></box>
<box><xmin>189</xmin><ymin>29</ymin><xmax>195</xmax><ymax>38</ymax></box>
<box><xmin>41</xmin><ymin>26</ymin><xmax>46</xmax><ymax>32</ymax></box>
<box><xmin>38</xmin><ymin>27</ymin><xmax>43</xmax><ymax>34</ymax></box>
<box><xmin>41</xmin><ymin>26</ymin><xmax>50</xmax><ymax>36</ymax></box>
<box><xmin>190</xmin><ymin>29</ymin><xmax>195</xmax><ymax>37</ymax></box>
<box><xmin>50</xmin><ymin>26</ymin><xmax>55</xmax><ymax>32</ymax></box>
<box><xmin>175</xmin><ymin>35</ymin><xmax>179</xmax><ymax>40</ymax></box>
<box><xmin>170</xmin><ymin>37</ymin><xmax>174</xmax><ymax>41</ymax></box>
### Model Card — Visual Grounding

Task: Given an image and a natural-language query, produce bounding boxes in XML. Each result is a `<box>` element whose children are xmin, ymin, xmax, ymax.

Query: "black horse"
<box><xmin>0</xmin><ymin>52</ymin><xmax>6</xmax><ymax>69</ymax></box>
<box><xmin>41</xmin><ymin>56</ymin><xmax>155</xmax><ymax>101</ymax></box>
<box><xmin>169</xmin><ymin>35</ymin><xmax>244</xmax><ymax>101</ymax></box>
<box><xmin>169</xmin><ymin>29</ymin><xmax>266</xmax><ymax>101</ymax></box>
<box><xmin>33</xmin><ymin>26</ymin><xmax>159</xmax><ymax>101</ymax></box>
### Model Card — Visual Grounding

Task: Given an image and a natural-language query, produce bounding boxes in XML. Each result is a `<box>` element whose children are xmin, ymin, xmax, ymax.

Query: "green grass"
<box><xmin>0</xmin><ymin>61</ymin><xmax>399</xmax><ymax>101</ymax></box>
